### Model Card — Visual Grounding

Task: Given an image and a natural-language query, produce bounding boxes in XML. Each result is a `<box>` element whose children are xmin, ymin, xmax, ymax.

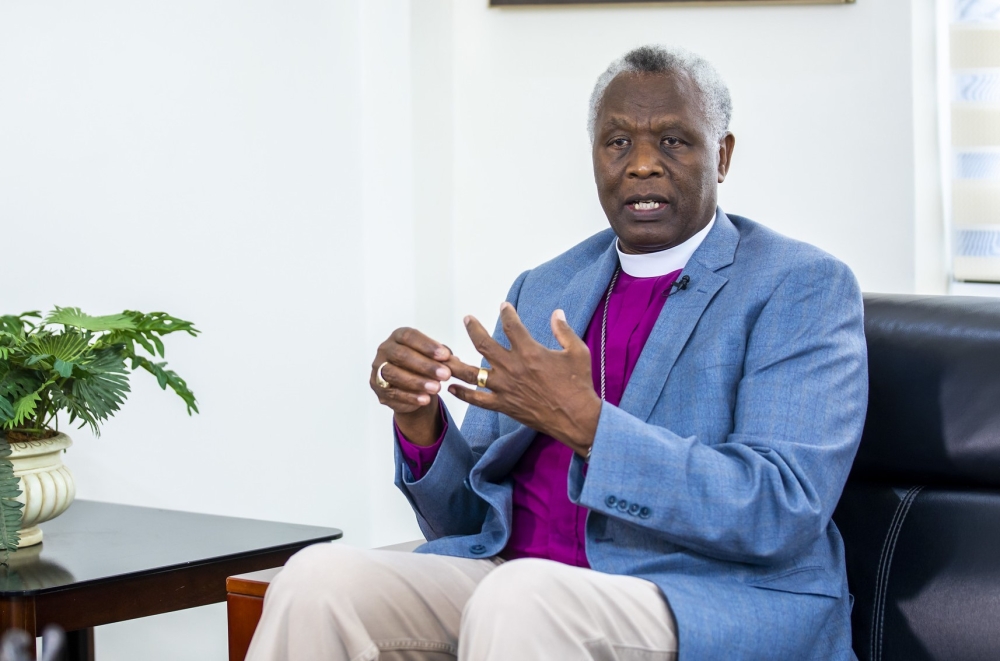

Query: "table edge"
<box><xmin>0</xmin><ymin>531</ymin><xmax>341</xmax><ymax>597</ymax></box>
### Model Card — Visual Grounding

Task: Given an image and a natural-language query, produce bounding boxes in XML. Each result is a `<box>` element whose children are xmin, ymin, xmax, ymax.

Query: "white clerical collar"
<box><xmin>616</xmin><ymin>215</ymin><xmax>716</xmax><ymax>278</ymax></box>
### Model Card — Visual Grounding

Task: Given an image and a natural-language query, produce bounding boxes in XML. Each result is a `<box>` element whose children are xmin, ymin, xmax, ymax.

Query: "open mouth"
<box><xmin>624</xmin><ymin>195</ymin><xmax>669</xmax><ymax>212</ymax></box>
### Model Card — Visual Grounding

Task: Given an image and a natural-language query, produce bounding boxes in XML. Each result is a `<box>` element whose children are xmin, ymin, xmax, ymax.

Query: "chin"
<box><xmin>617</xmin><ymin>236</ymin><xmax>679</xmax><ymax>255</ymax></box>
<box><xmin>614</xmin><ymin>226</ymin><xmax>680</xmax><ymax>254</ymax></box>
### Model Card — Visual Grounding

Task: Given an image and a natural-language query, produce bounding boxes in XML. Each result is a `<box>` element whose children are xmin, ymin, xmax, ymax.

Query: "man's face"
<box><xmin>592</xmin><ymin>72</ymin><xmax>735</xmax><ymax>255</ymax></box>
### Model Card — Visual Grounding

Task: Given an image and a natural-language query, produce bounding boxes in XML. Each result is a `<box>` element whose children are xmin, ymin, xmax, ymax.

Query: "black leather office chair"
<box><xmin>834</xmin><ymin>294</ymin><xmax>1000</xmax><ymax>661</ymax></box>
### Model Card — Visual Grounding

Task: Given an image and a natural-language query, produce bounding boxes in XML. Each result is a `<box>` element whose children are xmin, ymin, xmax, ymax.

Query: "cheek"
<box><xmin>602</xmin><ymin>159</ymin><xmax>625</xmax><ymax>182</ymax></box>
<box><xmin>675</xmin><ymin>163</ymin><xmax>715</xmax><ymax>195</ymax></box>
<box><xmin>700</xmin><ymin>156</ymin><xmax>720</xmax><ymax>183</ymax></box>
<box><xmin>594</xmin><ymin>167</ymin><xmax>616</xmax><ymax>194</ymax></box>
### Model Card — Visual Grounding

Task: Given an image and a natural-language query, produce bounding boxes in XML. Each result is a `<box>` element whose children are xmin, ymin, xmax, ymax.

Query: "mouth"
<box><xmin>623</xmin><ymin>194</ymin><xmax>669</xmax><ymax>214</ymax></box>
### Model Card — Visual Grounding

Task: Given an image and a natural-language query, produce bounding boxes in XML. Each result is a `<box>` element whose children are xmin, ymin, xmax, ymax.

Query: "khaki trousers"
<box><xmin>245</xmin><ymin>543</ymin><xmax>678</xmax><ymax>661</ymax></box>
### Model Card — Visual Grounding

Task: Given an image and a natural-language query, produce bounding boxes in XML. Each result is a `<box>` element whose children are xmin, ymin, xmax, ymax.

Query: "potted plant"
<box><xmin>0</xmin><ymin>308</ymin><xmax>198</xmax><ymax>559</ymax></box>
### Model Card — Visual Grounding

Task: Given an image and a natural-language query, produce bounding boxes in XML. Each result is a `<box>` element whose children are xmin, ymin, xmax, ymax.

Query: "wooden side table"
<box><xmin>0</xmin><ymin>501</ymin><xmax>341</xmax><ymax>660</ymax></box>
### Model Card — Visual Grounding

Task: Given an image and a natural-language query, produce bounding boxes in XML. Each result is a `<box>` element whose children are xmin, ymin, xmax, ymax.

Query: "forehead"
<box><xmin>597</xmin><ymin>71</ymin><xmax>707</xmax><ymax>130</ymax></box>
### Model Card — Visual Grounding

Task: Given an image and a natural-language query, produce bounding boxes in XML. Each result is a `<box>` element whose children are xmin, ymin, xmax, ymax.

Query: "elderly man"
<box><xmin>248</xmin><ymin>45</ymin><xmax>866</xmax><ymax>661</ymax></box>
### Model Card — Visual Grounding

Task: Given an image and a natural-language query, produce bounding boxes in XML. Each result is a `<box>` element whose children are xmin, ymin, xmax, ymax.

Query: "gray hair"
<box><xmin>587</xmin><ymin>45</ymin><xmax>732</xmax><ymax>143</ymax></box>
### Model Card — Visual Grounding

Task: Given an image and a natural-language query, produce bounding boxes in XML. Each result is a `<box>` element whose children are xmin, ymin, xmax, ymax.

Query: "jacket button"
<box><xmin>463</xmin><ymin>478</ymin><xmax>472</xmax><ymax>490</ymax></box>
<box><xmin>470</xmin><ymin>544</ymin><xmax>487</xmax><ymax>555</ymax></box>
<box><xmin>628</xmin><ymin>503</ymin><xmax>640</xmax><ymax>515</ymax></box>
<box><xmin>616</xmin><ymin>500</ymin><xmax>629</xmax><ymax>512</ymax></box>
<box><xmin>639</xmin><ymin>507</ymin><xmax>651</xmax><ymax>519</ymax></box>
<box><xmin>605</xmin><ymin>495</ymin><xmax>617</xmax><ymax>507</ymax></box>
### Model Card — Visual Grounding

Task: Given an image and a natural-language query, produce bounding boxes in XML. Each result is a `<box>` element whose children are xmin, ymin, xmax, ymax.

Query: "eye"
<box><xmin>610</xmin><ymin>137</ymin><xmax>630</xmax><ymax>148</ymax></box>
<box><xmin>662</xmin><ymin>136</ymin><xmax>684</xmax><ymax>148</ymax></box>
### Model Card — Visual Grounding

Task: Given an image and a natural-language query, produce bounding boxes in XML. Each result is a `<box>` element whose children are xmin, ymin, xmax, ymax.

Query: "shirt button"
<box><xmin>639</xmin><ymin>507</ymin><xmax>651</xmax><ymax>519</ymax></box>
<box><xmin>628</xmin><ymin>503</ymin><xmax>640</xmax><ymax>515</ymax></box>
<box><xmin>470</xmin><ymin>544</ymin><xmax>487</xmax><ymax>555</ymax></box>
<box><xmin>616</xmin><ymin>500</ymin><xmax>629</xmax><ymax>512</ymax></box>
<box><xmin>605</xmin><ymin>495</ymin><xmax>617</xmax><ymax>507</ymax></box>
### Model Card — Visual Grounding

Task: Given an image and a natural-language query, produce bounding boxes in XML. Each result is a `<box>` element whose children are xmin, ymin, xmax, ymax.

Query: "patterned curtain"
<box><xmin>952</xmin><ymin>0</ymin><xmax>1000</xmax><ymax>282</ymax></box>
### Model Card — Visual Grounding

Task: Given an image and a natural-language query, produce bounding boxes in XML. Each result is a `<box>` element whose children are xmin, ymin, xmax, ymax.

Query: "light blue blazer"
<box><xmin>394</xmin><ymin>209</ymin><xmax>867</xmax><ymax>660</ymax></box>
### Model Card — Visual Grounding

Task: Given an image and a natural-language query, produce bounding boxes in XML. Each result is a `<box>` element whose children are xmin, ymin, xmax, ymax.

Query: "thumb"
<box><xmin>551</xmin><ymin>309</ymin><xmax>583</xmax><ymax>351</ymax></box>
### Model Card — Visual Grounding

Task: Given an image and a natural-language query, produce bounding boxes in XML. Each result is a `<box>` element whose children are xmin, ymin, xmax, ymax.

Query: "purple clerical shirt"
<box><xmin>397</xmin><ymin>268</ymin><xmax>682</xmax><ymax>567</ymax></box>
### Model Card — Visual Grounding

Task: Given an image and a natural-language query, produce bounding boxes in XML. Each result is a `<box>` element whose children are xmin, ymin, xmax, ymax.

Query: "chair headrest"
<box><xmin>856</xmin><ymin>293</ymin><xmax>1000</xmax><ymax>487</ymax></box>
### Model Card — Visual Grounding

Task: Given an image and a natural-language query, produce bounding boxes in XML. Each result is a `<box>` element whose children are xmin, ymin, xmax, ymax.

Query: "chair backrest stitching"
<box><xmin>874</xmin><ymin>486</ymin><xmax>918</xmax><ymax>661</ymax></box>
<box><xmin>874</xmin><ymin>486</ymin><xmax>924</xmax><ymax>661</ymax></box>
<box><xmin>870</xmin><ymin>487</ymin><xmax>911</xmax><ymax>660</ymax></box>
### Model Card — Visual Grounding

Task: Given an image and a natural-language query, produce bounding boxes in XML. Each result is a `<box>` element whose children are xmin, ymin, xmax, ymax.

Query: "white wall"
<box><xmin>1</xmin><ymin>1</ymin><xmax>422</xmax><ymax>658</ymax></box>
<box><xmin>0</xmin><ymin>1</ymin><xmax>944</xmax><ymax>659</ymax></box>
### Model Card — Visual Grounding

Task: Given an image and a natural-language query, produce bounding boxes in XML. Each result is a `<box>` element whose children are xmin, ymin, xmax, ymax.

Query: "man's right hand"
<box><xmin>370</xmin><ymin>328</ymin><xmax>453</xmax><ymax>446</ymax></box>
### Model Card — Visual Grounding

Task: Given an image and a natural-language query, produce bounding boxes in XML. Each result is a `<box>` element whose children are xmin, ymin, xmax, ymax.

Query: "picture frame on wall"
<box><xmin>490</xmin><ymin>0</ymin><xmax>853</xmax><ymax>6</ymax></box>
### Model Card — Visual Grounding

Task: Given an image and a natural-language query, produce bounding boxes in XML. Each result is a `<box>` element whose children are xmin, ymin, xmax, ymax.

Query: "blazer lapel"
<box><xmin>618</xmin><ymin>209</ymin><xmax>740</xmax><ymax>422</ymax></box>
<box><xmin>546</xmin><ymin>234</ymin><xmax>620</xmax><ymax>348</ymax></box>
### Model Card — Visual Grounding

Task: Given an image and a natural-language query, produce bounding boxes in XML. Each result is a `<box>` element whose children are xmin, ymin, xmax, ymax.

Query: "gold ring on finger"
<box><xmin>477</xmin><ymin>367</ymin><xmax>490</xmax><ymax>389</ymax></box>
<box><xmin>376</xmin><ymin>361</ymin><xmax>391</xmax><ymax>389</ymax></box>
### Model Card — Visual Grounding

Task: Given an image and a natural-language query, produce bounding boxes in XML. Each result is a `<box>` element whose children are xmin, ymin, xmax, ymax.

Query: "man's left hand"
<box><xmin>447</xmin><ymin>303</ymin><xmax>602</xmax><ymax>457</ymax></box>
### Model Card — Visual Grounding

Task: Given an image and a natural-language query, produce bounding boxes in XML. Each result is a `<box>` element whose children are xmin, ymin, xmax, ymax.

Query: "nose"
<box><xmin>626</xmin><ymin>139</ymin><xmax>664</xmax><ymax>179</ymax></box>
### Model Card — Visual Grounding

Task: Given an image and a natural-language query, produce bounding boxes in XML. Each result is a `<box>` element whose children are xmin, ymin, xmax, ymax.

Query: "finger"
<box><xmin>448</xmin><ymin>384</ymin><xmax>500</xmax><ymax>411</ymax></box>
<box><xmin>499</xmin><ymin>302</ymin><xmax>535</xmax><ymax>349</ymax></box>
<box><xmin>464</xmin><ymin>315</ymin><xmax>505</xmax><ymax>363</ymax></box>
<box><xmin>551</xmin><ymin>309</ymin><xmax>586</xmax><ymax>352</ymax></box>
<box><xmin>382</xmin><ymin>343</ymin><xmax>452</xmax><ymax>381</ymax></box>
<box><xmin>443</xmin><ymin>355</ymin><xmax>482</xmax><ymax>386</ymax></box>
<box><xmin>446</xmin><ymin>358</ymin><xmax>504</xmax><ymax>393</ymax></box>
<box><xmin>390</xmin><ymin>327</ymin><xmax>451</xmax><ymax>361</ymax></box>
<box><xmin>380</xmin><ymin>362</ymin><xmax>445</xmax><ymax>395</ymax></box>
<box><xmin>379</xmin><ymin>386</ymin><xmax>432</xmax><ymax>409</ymax></box>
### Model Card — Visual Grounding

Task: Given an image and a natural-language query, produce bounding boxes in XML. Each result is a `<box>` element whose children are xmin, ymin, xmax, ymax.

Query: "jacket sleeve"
<box><xmin>568</xmin><ymin>256</ymin><xmax>868</xmax><ymax>565</ymax></box>
<box><xmin>393</xmin><ymin>270</ymin><xmax>530</xmax><ymax>540</ymax></box>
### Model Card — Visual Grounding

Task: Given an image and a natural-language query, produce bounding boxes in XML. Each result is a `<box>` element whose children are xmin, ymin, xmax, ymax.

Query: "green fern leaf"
<box><xmin>78</xmin><ymin>347</ymin><xmax>128</xmax><ymax>376</ymax></box>
<box><xmin>107</xmin><ymin>312</ymin><xmax>200</xmax><ymax>359</ymax></box>
<box><xmin>126</xmin><ymin>311</ymin><xmax>199</xmax><ymax>337</ymax></box>
<box><xmin>45</xmin><ymin>307</ymin><xmax>135</xmax><ymax>332</ymax></box>
<box><xmin>131</xmin><ymin>356</ymin><xmax>199</xmax><ymax>415</ymax></box>
<box><xmin>0</xmin><ymin>312</ymin><xmax>39</xmax><ymax>338</ymax></box>
<box><xmin>9</xmin><ymin>389</ymin><xmax>42</xmax><ymax>428</ymax></box>
<box><xmin>0</xmin><ymin>371</ymin><xmax>39</xmax><ymax>403</ymax></box>
<box><xmin>71</xmin><ymin>349</ymin><xmax>130</xmax><ymax>422</ymax></box>
<box><xmin>25</xmin><ymin>332</ymin><xmax>90</xmax><ymax>363</ymax></box>
<box><xmin>49</xmin><ymin>387</ymin><xmax>99</xmax><ymax>435</ymax></box>
<box><xmin>0</xmin><ymin>318</ymin><xmax>22</xmax><ymax>337</ymax></box>
<box><xmin>125</xmin><ymin>331</ymin><xmax>157</xmax><ymax>357</ymax></box>
<box><xmin>71</xmin><ymin>376</ymin><xmax>129</xmax><ymax>422</ymax></box>
<box><xmin>53</xmin><ymin>359</ymin><xmax>74</xmax><ymax>378</ymax></box>
<box><xmin>0</xmin><ymin>440</ymin><xmax>24</xmax><ymax>563</ymax></box>
<box><xmin>0</xmin><ymin>397</ymin><xmax>13</xmax><ymax>423</ymax></box>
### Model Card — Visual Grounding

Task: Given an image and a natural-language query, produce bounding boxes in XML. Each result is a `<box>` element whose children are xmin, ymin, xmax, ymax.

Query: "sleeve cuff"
<box><xmin>395</xmin><ymin>402</ymin><xmax>448</xmax><ymax>481</ymax></box>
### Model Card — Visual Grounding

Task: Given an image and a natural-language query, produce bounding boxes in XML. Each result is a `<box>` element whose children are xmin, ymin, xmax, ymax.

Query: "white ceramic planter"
<box><xmin>8</xmin><ymin>433</ymin><xmax>76</xmax><ymax>547</ymax></box>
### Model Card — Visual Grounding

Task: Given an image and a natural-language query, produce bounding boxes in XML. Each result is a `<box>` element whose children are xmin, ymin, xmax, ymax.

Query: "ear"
<box><xmin>717</xmin><ymin>132</ymin><xmax>736</xmax><ymax>183</ymax></box>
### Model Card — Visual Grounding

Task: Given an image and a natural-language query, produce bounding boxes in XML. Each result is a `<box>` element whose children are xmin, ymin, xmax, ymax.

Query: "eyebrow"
<box><xmin>602</xmin><ymin>117</ymin><xmax>636</xmax><ymax>131</ymax></box>
<box><xmin>599</xmin><ymin>115</ymin><xmax>689</xmax><ymax>133</ymax></box>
